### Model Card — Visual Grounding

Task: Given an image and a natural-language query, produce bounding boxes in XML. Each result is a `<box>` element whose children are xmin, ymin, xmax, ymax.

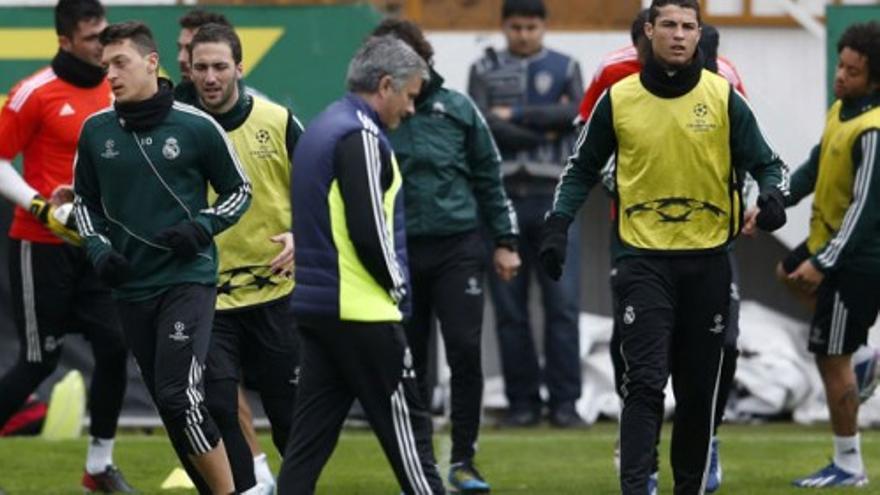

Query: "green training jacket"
<box><xmin>787</xmin><ymin>93</ymin><xmax>880</xmax><ymax>274</ymax></box>
<box><xmin>388</xmin><ymin>68</ymin><xmax>518</xmax><ymax>242</ymax></box>
<box><xmin>73</xmin><ymin>101</ymin><xmax>252</xmax><ymax>301</ymax></box>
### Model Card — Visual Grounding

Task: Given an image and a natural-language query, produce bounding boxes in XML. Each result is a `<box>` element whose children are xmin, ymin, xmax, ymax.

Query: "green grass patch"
<box><xmin>1</xmin><ymin>423</ymin><xmax>878</xmax><ymax>493</ymax></box>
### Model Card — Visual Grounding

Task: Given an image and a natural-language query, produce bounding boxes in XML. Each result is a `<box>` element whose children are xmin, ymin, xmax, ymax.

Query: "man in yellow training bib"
<box><xmin>767</xmin><ymin>22</ymin><xmax>880</xmax><ymax>489</ymax></box>
<box><xmin>540</xmin><ymin>1</ymin><xmax>788</xmax><ymax>493</ymax></box>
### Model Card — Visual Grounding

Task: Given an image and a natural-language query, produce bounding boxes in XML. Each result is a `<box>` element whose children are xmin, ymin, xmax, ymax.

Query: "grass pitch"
<box><xmin>1</xmin><ymin>422</ymin><xmax>879</xmax><ymax>494</ymax></box>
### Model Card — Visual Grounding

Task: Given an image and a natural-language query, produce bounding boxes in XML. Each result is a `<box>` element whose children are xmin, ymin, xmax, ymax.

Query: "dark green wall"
<box><xmin>0</xmin><ymin>4</ymin><xmax>382</xmax><ymax>121</ymax></box>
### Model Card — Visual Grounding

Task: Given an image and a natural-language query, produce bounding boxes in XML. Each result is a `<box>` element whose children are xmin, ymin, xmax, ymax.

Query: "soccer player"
<box><xmin>73</xmin><ymin>21</ymin><xmax>251</xmax><ymax>494</ymax></box>
<box><xmin>185</xmin><ymin>22</ymin><xmax>302</xmax><ymax>494</ymax></box>
<box><xmin>467</xmin><ymin>0</ymin><xmax>585</xmax><ymax>429</ymax></box>
<box><xmin>375</xmin><ymin>19</ymin><xmax>521</xmax><ymax>493</ymax></box>
<box><xmin>0</xmin><ymin>1</ymin><xmax>134</xmax><ymax>491</ymax></box>
<box><xmin>277</xmin><ymin>36</ymin><xmax>445</xmax><ymax>494</ymax></box>
<box><xmin>540</xmin><ymin>1</ymin><xmax>788</xmax><ymax>493</ymax></box>
<box><xmin>576</xmin><ymin>11</ymin><xmax>746</xmax><ymax>125</ymax></box>
<box><xmin>755</xmin><ymin>21</ymin><xmax>880</xmax><ymax>488</ymax></box>
<box><xmin>173</xmin><ymin>10</ymin><xmax>278</xmax><ymax>491</ymax></box>
<box><xmin>177</xmin><ymin>9</ymin><xmax>229</xmax><ymax>83</ymax></box>
<box><xmin>587</xmin><ymin>11</ymin><xmax>750</xmax><ymax>493</ymax></box>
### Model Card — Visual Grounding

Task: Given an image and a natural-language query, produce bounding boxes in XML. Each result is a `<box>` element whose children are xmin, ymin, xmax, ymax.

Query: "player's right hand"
<box><xmin>741</xmin><ymin>207</ymin><xmax>759</xmax><ymax>237</ymax></box>
<box><xmin>94</xmin><ymin>250</ymin><xmax>131</xmax><ymax>288</ymax></box>
<box><xmin>755</xmin><ymin>189</ymin><xmax>787</xmax><ymax>232</ymax></box>
<box><xmin>269</xmin><ymin>232</ymin><xmax>294</xmax><ymax>277</ymax></box>
<box><xmin>28</xmin><ymin>194</ymin><xmax>82</xmax><ymax>246</ymax></box>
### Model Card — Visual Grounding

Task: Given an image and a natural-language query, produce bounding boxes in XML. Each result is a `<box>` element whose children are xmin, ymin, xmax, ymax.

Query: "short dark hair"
<box><xmin>99</xmin><ymin>21</ymin><xmax>157</xmax><ymax>55</ymax></box>
<box><xmin>179</xmin><ymin>9</ymin><xmax>231</xmax><ymax>30</ymax></box>
<box><xmin>372</xmin><ymin>19</ymin><xmax>434</xmax><ymax>65</ymax></box>
<box><xmin>838</xmin><ymin>21</ymin><xmax>880</xmax><ymax>86</ymax></box>
<box><xmin>189</xmin><ymin>23</ymin><xmax>242</xmax><ymax>65</ymax></box>
<box><xmin>55</xmin><ymin>0</ymin><xmax>105</xmax><ymax>38</ymax></box>
<box><xmin>502</xmin><ymin>0</ymin><xmax>546</xmax><ymax>20</ymax></box>
<box><xmin>648</xmin><ymin>0</ymin><xmax>701</xmax><ymax>25</ymax></box>
<box><xmin>630</xmin><ymin>8</ymin><xmax>650</xmax><ymax>45</ymax></box>
<box><xmin>699</xmin><ymin>24</ymin><xmax>720</xmax><ymax>72</ymax></box>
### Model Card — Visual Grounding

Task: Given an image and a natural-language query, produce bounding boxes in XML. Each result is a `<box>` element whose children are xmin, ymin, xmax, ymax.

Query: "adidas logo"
<box><xmin>59</xmin><ymin>103</ymin><xmax>75</xmax><ymax>116</ymax></box>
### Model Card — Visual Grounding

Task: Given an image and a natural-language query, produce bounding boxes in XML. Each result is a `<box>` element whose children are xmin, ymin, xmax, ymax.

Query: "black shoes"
<box><xmin>498</xmin><ymin>404</ymin><xmax>541</xmax><ymax>428</ymax></box>
<box><xmin>549</xmin><ymin>402</ymin><xmax>587</xmax><ymax>429</ymax></box>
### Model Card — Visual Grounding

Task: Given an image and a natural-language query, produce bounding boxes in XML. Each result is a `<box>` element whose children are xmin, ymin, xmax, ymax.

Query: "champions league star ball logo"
<box><xmin>256</xmin><ymin>129</ymin><xmax>271</xmax><ymax>145</ymax></box>
<box><xmin>162</xmin><ymin>137</ymin><xmax>180</xmax><ymax>160</ymax></box>
<box><xmin>693</xmin><ymin>103</ymin><xmax>709</xmax><ymax>118</ymax></box>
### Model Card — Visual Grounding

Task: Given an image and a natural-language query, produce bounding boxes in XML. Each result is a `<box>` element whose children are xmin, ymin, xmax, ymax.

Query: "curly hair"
<box><xmin>372</xmin><ymin>18</ymin><xmax>434</xmax><ymax>66</ymax></box>
<box><xmin>838</xmin><ymin>21</ymin><xmax>880</xmax><ymax>86</ymax></box>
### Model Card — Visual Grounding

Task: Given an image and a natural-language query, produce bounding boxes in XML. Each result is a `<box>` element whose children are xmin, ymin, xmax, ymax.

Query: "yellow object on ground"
<box><xmin>40</xmin><ymin>369</ymin><xmax>85</xmax><ymax>440</ymax></box>
<box><xmin>161</xmin><ymin>467</ymin><xmax>195</xmax><ymax>490</ymax></box>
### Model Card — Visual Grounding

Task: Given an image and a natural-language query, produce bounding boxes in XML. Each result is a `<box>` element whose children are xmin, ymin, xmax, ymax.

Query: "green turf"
<box><xmin>1</xmin><ymin>423</ymin><xmax>878</xmax><ymax>494</ymax></box>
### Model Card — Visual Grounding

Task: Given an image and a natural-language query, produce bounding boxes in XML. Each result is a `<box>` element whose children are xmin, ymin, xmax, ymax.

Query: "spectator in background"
<box><xmin>467</xmin><ymin>0</ymin><xmax>585</xmax><ymax>429</ymax></box>
<box><xmin>375</xmin><ymin>19</ymin><xmax>521</xmax><ymax>494</ymax></box>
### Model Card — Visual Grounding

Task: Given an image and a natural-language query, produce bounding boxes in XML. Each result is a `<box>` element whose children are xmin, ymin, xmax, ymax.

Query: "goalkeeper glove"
<box><xmin>28</xmin><ymin>195</ymin><xmax>81</xmax><ymax>246</ymax></box>
<box><xmin>539</xmin><ymin>213</ymin><xmax>572</xmax><ymax>282</ymax></box>
<box><xmin>154</xmin><ymin>221</ymin><xmax>211</xmax><ymax>260</ymax></box>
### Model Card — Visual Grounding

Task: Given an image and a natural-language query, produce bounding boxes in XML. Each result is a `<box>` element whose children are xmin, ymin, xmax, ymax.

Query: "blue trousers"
<box><xmin>487</xmin><ymin>194</ymin><xmax>582</xmax><ymax>409</ymax></box>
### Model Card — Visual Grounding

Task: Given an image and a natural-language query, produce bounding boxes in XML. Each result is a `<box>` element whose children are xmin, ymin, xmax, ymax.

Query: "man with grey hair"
<box><xmin>277</xmin><ymin>36</ymin><xmax>444</xmax><ymax>494</ymax></box>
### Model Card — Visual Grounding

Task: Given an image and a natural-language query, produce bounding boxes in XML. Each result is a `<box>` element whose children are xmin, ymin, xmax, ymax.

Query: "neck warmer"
<box><xmin>115</xmin><ymin>78</ymin><xmax>175</xmax><ymax>132</ymax></box>
<box><xmin>202</xmin><ymin>81</ymin><xmax>253</xmax><ymax>131</ymax></box>
<box><xmin>51</xmin><ymin>49</ymin><xmax>105</xmax><ymax>88</ymax></box>
<box><xmin>640</xmin><ymin>48</ymin><xmax>704</xmax><ymax>99</ymax></box>
<box><xmin>840</xmin><ymin>91</ymin><xmax>880</xmax><ymax>121</ymax></box>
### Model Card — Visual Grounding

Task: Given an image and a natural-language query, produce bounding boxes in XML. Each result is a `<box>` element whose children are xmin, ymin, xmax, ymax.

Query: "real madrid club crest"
<box><xmin>534</xmin><ymin>70</ymin><xmax>555</xmax><ymax>96</ymax></box>
<box><xmin>402</xmin><ymin>347</ymin><xmax>416</xmax><ymax>378</ymax></box>
<box><xmin>101</xmin><ymin>139</ymin><xmax>119</xmax><ymax>159</ymax></box>
<box><xmin>623</xmin><ymin>305</ymin><xmax>636</xmax><ymax>325</ymax></box>
<box><xmin>163</xmin><ymin>137</ymin><xmax>181</xmax><ymax>160</ymax></box>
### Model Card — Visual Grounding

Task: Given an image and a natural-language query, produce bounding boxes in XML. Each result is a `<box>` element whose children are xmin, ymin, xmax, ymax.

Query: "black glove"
<box><xmin>94</xmin><ymin>251</ymin><xmax>131</xmax><ymax>288</ymax></box>
<box><xmin>539</xmin><ymin>213</ymin><xmax>572</xmax><ymax>281</ymax></box>
<box><xmin>154</xmin><ymin>221</ymin><xmax>211</xmax><ymax>260</ymax></box>
<box><xmin>755</xmin><ymin>188</ymin><xmax>787</xmax><ymax>232</ymax></box>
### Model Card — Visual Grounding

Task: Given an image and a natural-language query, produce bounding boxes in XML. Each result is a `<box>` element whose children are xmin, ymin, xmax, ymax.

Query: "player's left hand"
<box><xmin>493</xmin><ymin>246</ymin><xmax>521</xmax><ymax>281</ymax></box>
<box><xmin>269</xmin><ymin>232</ymin><xmax>294</xmax><ymax>277</ymax></box>
<box><xmin>788</xmin><ymin>258</ymin><xmax>824</xmax><ymax>294</ymax></box>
